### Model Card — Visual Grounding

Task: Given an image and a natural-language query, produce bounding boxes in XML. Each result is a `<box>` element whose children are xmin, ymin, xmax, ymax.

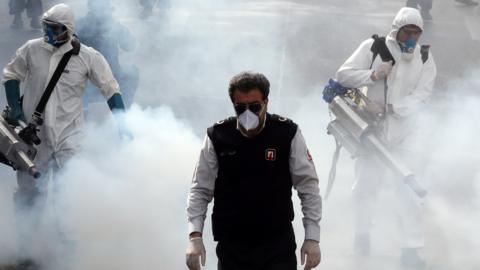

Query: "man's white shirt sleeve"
<box><xmin>290</xmin><ymin>128</ymin><xmax>322</xmax><ymax>242</ymax></box>
<box><xmin>187</xmin><ymin>135</ymin><xmax>218</xmax><ymax>235</ymax></box>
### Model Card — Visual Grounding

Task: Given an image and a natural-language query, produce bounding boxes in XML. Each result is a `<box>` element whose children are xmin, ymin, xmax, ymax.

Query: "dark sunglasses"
<box><xmin>234</xmin><ymin>101</ymin><xmax>263</xmax><ymax>114</ymax></box>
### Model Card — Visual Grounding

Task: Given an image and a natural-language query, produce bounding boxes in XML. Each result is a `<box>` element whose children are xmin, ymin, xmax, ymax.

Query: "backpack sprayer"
<box><xmin>323</xmin><ymin>79</ymin><xmax>426</xmax><ymax>199</ymax></box>
<box><xmin>0</xmin><ymin>107</ymin><xmax>41</xmax><ymax>179</ymax></box>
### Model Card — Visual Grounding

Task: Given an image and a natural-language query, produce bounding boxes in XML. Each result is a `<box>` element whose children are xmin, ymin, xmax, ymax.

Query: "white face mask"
<box><xmin>238</xmin><ymin>109</ymin><xmax>259</xmax><ymax>131</ymax></box>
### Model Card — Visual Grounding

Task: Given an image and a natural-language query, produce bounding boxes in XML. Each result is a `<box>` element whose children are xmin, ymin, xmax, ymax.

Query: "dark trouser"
<box><xmin>216</xmin><ymin>227</ymin><xmax>297</xmax><ymax>270</ymax></box>
<box><xmin>9</xmin><ymin>0</ymin><xmax>43</xmax><ymax>18</ymax></box>
<box><xmin>406</xmin><ymin>0</ymin><xmax>433</xmax><ymax>10</ymax></box>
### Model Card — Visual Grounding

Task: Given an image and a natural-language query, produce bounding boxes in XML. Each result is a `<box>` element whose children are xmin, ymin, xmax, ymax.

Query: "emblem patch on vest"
<box><xmin>265</xmin><ymin>149</ymin><xmax>276</xmax><ymax>161</ymax></box>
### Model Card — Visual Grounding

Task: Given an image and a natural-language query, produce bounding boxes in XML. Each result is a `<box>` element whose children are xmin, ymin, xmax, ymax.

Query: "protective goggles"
<box><xmin>42</xmin><ymin>19</ymin><xmax>68</xmax><ymax>45</ymax></box>
<box><xmin>400</xmin><ymin>27</ymin><xmax>422</xmax><ymax>36</ymax></box>
<box><xmin>234</xmin><ymin>102</ymin><xmax>263</xmax><ymax>115</ymax></box>
<box><xmin>42</xmin><ymin>19</ymin><xmax>67</xmax><ymax>35</ymax></box>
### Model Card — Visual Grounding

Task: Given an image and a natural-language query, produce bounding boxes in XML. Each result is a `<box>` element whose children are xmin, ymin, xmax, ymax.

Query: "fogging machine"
<box><xmin>0</xmin><ymin>107</ymin><xmax>41</xmax><ymax>179</ymax></box>
<box><xmin>323</xmin><ymin>79</ymin><xmax>427</xmax><ymax>199</ymax></box>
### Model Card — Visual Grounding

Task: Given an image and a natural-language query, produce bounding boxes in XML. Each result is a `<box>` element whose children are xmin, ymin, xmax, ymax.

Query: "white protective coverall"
<box><xmin>3</xmin><ymin>3</ymin><xmax>119</xmax><ymax>175</ymax></box>
<box><xmin>2</xmin><ymin>3</ymin><xmax>120</xmax><ymax>262</ymax></box>
<box><xmin>335</xmin><ymin>7</ymin><xmax>436</xmax><ymax>248</ymax></box>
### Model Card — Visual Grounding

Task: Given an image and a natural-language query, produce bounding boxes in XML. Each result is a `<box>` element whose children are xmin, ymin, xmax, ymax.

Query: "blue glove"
<box><xmin>107</xmin><ymin>93</ymin><xmax>126</xmax><ymax>112</ymax></box>
<box><xmin>107</xmin><ymin>93</ymin><xmax>134</xmax><ymax>141</ymax></box>
<box><xmin>322</xmin><ymin>79</ymin><xmax>349</xmax><ymax>103</ymax></box>
<box><xmin>4</xmin><ymin>80</ymin><xmax>24</xmax><ymax>125</ymax></box>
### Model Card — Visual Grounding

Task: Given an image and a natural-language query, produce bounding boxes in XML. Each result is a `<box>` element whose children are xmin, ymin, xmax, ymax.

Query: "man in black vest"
<box><xmin>186</xmin><ymin>72</ymin><xmax>322</xmax><ymax>270</ymax></box>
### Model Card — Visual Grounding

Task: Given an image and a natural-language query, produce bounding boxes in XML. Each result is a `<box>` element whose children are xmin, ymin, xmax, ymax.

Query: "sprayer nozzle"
<box><xmin>29</xmin><ymin>167</ymin><xmax>41</xmax><ymax>179</ymax></box>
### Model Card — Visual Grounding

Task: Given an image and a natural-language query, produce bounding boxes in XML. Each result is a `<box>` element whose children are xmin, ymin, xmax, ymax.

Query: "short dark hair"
<box><xmin>228</xmin><ymin>71</ymin><xmax>270</xmax><ymax>102</ymax></box>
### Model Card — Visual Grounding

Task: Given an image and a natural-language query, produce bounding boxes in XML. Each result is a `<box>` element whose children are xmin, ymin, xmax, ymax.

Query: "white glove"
<box><xmin>186</xmin><ymin>237</ymin><xmax>206</xmax><ymax>270</ymax></box>
<box><xmin>372</xmin><ymin>60</ymin><xmax>393</xmax><ymax>81</ymax></box>
<box><xmin>300</xmin><ymin>240</ymin><xmax>321</xmax><ymax>270</ymax></box>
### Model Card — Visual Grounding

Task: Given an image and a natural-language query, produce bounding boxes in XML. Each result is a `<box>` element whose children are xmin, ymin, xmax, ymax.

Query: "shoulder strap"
<box><xmin>369</xmin><ymin>35</ymin><xmax>381</xmax><ymax>69</ymax></box>
<box><xmin>32</xmin><ymin>38</ymin><xmax>81</xmax><ymax>125</ymax></box>
<box><xmin>370</xmin><ymin>34</ymin><xmax>396</xmax><ymax>69</ymax></box>
<box><xmin>421</xmin><ymin>45</ymin><xmax>430</xmax><ymax>64</ymax></box>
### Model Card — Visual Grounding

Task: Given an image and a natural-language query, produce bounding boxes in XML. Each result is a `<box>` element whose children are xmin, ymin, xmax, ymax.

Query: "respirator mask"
<box><xmin>397</xmin><ymin>26</ymin><xmax>422</xmax><ymax>61</ymax></box>
<box><xmin>234</xmin><ymin>102</ymin><xmax>264</xmax><ymax>131</ymax></box>
<box><xmin>399</xmin><ymin>36</ymin><xmax>417</xmax><ymax>61</ymax></box>
<box><xmin>42</xmin><ymin>19</ymin><xmax>68</xmax><ymax>46</ymax></box>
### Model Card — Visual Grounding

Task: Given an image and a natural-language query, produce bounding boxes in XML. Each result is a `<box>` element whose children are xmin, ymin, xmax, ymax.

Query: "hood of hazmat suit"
<box><xmin>2</xmin><ymin>3</ymin><xmax>120</xmax><ymax>169</ymax></box>
<box><xmin>389</xmin><ymin>7</ymin><xmax>424</xmax><ymax>38</ymax></box>
<box><xmin>335</xmin><ymin>7</ymin><xmax>436</xmax><ymax>153</ymax></box>
<box><xmin>41</xmin><ymin>3</ymin><xmax>76</xmax><ymax>36</ymax></box>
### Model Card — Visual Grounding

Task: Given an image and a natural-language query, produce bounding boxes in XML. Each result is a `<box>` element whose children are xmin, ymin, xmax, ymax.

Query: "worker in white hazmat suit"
<box><xmin>2</xmin><ymin>3</ymin><xmax>130</xmax><ymax>269</ymax></box>
<box><xmin>335</xmin><ymin>7</ymin><xmax>436</xmax><ymax>268</ymax></box>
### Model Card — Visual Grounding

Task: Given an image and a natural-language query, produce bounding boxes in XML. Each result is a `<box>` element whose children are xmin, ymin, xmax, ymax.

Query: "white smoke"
<box><xmin>0</xmin><ymin>1</ymin><xmax>479</xmax><ymax>270</ymax></box>
<box><xmin>54</xmin><ymin>105</ymin><xmax>201</xmax><ymax>270</ymax></box>
<box><xmin>0</xmin><ymin>173</ymin><xmax>17</xmax><ymax>265</ymax></box>
<box><xmin>418</xmin><ymin>70</ymin><xmax>480</xmax><ymax>269</ymax></box>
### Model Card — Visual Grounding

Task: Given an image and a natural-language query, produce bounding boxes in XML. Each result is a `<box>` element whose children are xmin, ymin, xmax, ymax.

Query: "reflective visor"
<box><xmin>42</xmin><ymin>19</ymin><xmax>67</xmax><ymax>35</ymax></box>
